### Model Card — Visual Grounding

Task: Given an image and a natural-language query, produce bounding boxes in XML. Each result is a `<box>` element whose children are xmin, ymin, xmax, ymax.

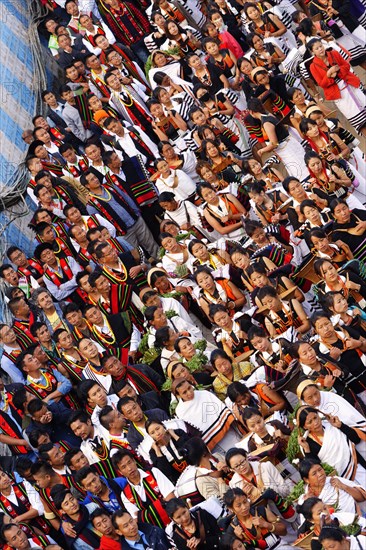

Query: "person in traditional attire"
<box><xmin>297</xmin><ymin>406</ymin><xmax>366</xmax><ymax>485</ymax></box>
<box><xmin>113</xmin><ymin>448</ymin><xmax>175</xmax><ymax>528</ymax></box>
<box><xmin>173</xmin><ymin>378</ymin><xmax>241</xmax><ymax>453</ymax></box>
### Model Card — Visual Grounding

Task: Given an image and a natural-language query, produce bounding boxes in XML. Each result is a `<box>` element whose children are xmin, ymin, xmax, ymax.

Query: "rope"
<box><xmin>0</xmin><ymin>0</ymin><xmax>48</xmax><ymax>321</ymax></box>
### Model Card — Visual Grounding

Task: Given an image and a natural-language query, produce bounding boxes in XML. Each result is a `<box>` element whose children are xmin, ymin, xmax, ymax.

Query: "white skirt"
<box><xmin>274</xmin><ymin>135</ymin><xmax>308</xmax><ymax>181</ymax></box>
<box><xmin>334</xmin><ymin>82</ymin><xmax>366</xmax><ymax>131</ymax></box>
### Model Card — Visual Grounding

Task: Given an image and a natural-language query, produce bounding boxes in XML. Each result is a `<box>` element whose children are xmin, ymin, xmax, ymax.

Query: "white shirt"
<box><xmin>91</xmin><ymin>393</ymin><xmax>119</xmax><ymax>430</ymax></box>
<box><xmin>121</xmin><ymin>468</ymin><xmax>175</xmax><ymax>518</ymax></box>
<box><xmin>2</xmin><ymin>481</ymin><xmax>44</xmax><ymax>516</ymax></box>
<box><xmin>82</xmin><ymin>364</ymin><xmax>112</xmax><ymax>393</ymax></box>
<box><xmin>156</xmin><ymin>169</ymin><xmax>196</xmax><ymax>201</ymax></box>
<box><xmin>80</xmin><ymin>426</ymin><xmax>109</xmax><ymax>465</ymax></box>
<box><xmin>111</xmin><ymin>124</ymin><xmax>159</xmax><ymax>160</ymax></box>
<box><xmin>163</xmin><ymin>200</ymin><xmax>201</xmax><ymax>229</ymax></box>
<box><xmin>1</xmin><ymin>348</ymin><xmax>25</xmax><ymax>384</ymax></box>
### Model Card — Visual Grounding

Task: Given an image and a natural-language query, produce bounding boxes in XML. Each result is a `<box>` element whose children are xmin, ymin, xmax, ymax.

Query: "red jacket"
<box><xmin>99</xmin><ymin>535</ymin><xmax>121</xmax><ymax>550</ymax></box>
<box><xmin>310</xmin><ymin>49</ymin><xmax>360</xmax><ymax>100</ymax></box>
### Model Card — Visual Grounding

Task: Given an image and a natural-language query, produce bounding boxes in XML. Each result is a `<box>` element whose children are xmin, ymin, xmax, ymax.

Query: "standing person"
<box><xmin>80</xmin><ymin>171</ymin><xmax>159</xmax><ymax>259</ymax></box>
<box><xmin>308</xmin><ymin>39</ymin><xmax>366</xmax><ymax>136</ymax></box>
<box><xmin>113</xmin><ymin>449</ymin><xmax>175</xmax><ymax>528</ymax></box>
<box><xmin>97</xmin><ymin>0</ymin><xmax>151</xmax><ymax>63</ymax></box>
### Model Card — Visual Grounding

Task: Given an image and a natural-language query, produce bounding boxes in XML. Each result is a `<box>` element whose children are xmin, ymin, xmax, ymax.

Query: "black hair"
<box><xmin>329</xmin><ymin>198</ymin><xmax>348</xmax><ymax>214</ymax></box>
<box><xmin>296</xmin><ymin>496</ymin><xmax>322</xmax><ymax>520</ymax></box>
<box><xmin>181</xmin><ymin>436</ymin><xmax>208</xmax><ymax>466</ymax></box>
<box><xmin>314</xmin><ymin>257</ymin><xmax>335</xmax><ymax>277</ymax></box>
<box><xmin>15</xmin><ymin>457</ymin><xmax>34</xmax><ymax>477</ymax></box>
<box><xmin>243</xmin><ymin>219</ymin><xmax>263</xmax><ymax>238</ymax></box>
<box><xmin>77</xmin><ymin>379</ymin><xmax>100</xmax><ymax>403</ymax></box>
<box><xmin>210</xmin><ymin>348</ymin><xmax>232</xmax><ymax>366</ymax></box>
<box><xmin>64</xmin><ymin>448</ymin><xmax>84</xmax><ymax>469</ymax></box>
<box><xmin>318</xmin><ymin>527</ymin><xmax>348</xmax><ymax>544</ymax></box>
<box><xmin>298</xmin><ymin>458</ymin><xmax>322</xmax><ymax>480</ymax></box>
<box><xmin>248</xmin><ymin>325</ymin><xmax>268</xmax><ymax>342</ymax></box>
<box><xmin>299</xmin><ymin>199</ymin><xmax>319</xmax><ymax>216</ymax></box>
<box><xmin>158</xmin><ymin>191</ymin><xmax>176</xmax><ymax>203</ymax></box>
<box><xmin>165</xmin><ymin>497</ymin><xmax>188</xmax><ymax>518</ymax></box>
<box><xmin>300</xmin><ymin>118</ymin><xmax>318</xmax><ymax>135</ymax></box>
<box><xmin>241</xmin><ymin>406</ymin><xmax>262</xmax><ymax>426</ymax></box>
<box><xmin>297</xmin><ymin>406</ymin><xmax>319</xmax><ymax>429</ymax></box>
<box><xmin>225</xmin><ymin>447</ymin><xmax>247</xmax><ymax>468</ymax></box>
<box><xmin>110</xmin><ymin>448</ymin><xmax>135</xmax><ymax>472</ymax></box>
<box><xmin>74</xmin><ymin>465</ymin><xmax>95</xmax><ymax>486</ymax></box>
<box><xmin>310</xmin><ymin>310</ymin><xmax>331</xmax><ymax>329</ymax></box>
<box><xmin>193</xmin><ymin>265</ymin><xmax>213</xmax><ymax>283</ymax></box>
<box><xmin>28</xmin><ymin>428</ymin><xmax>49</xmax><ymax>449</ymax></box>
<box><xmin>227</xmin><ymin>381</ymin><xmax>251</xmax><ymax>404</ymax></box>
<box><xmin>282</xmin><ymin>176</ymin><xmax>301</xmax><ymax>194</ymax></box>
<box><xmin>68</xmin><ymin>410</ymin><xmax>90</xmax><ymax>429</ymax></box>
<box><xmin>304</xmin><ymin>150</ymin><xmax>322</xmax><ymax>166</ymax></box>
<box><xmin>223</xmin><ymin>487</ymin><xmax>246</xmax><ymax>508</ymax></box>
<box><xmin>155</xmin><ymin>326</ymin><xmax>172</xmax><ymax>348</ymax></box>
<box><xmin>256</xmin><ymin>285</ymin><xmax>278</xmax><ymax>302</ymax></box>
<box><xmin>51</xmin><ymin>485</ymin><xmax>73</xmax><ymax>510</ymax></box>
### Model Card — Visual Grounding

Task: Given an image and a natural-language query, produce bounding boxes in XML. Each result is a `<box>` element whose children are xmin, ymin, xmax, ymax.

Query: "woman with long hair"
<box><xmin>247</xmin><ymin>98</ymin><xmax>309</xmax><ymax>181</ymax></box>
<box><xmin>197</xmin><ymin>182</ymin><xmax>247</xmax><ymax>241</ymax></box>
<box><xmin>146</xmin><ymin>419</ymin><xmax>190</xmax><ymax>483</ymax></box>
<box><xmin>166</xmin><ymin>497</ymin><xmax>222</xmax><ymax>550</ymax></box>
<box><xmin>194</xmin><ymin>266</ymin><xmax>246</xmax><ymax>320</ymax></box>
<box><xmin>292</xmin><ymin>343</ymin><xmax>362</xmax><ymax>408</ymax></box>
<box><xmin>247</xmin><ymin>32</ymin><xmax>286</xmax><ymax>74</ymax></box>
<box><xmin>297</xmin><ymin>458</ymin><xmax>366</xmax><ymax>515</ymax></box>
<box><xmin>304</xmin><ymin>151</ymin><xmax>363</xmax><ymax>210</ymax></box>
<box><xmin>296</xmin><ymin>406</ymin><xmax>366</xmax><ymax>483</ymax></box>
<box><xmin>311</xmin><ymin>311</ymin><xmax>366</xmax><ymax>410</ymax></box>
<box><xmin>308</xmin><ymin>39</ymin><xmax>366</xmax><ymax>136</ymax></box>
<box><xmin>331</xmin><ymin>199</ymin><xmax>366</xmax><ymax>264</ymax></box>
<box><xmin>223</xmin><ymin>488</ymin><xmax>290</xmax><ymax>549</ymax></box>
<box><xmin>210</xmin><ymin>346</ymin><xmax>252</xmax><ymax>400</ymax></box>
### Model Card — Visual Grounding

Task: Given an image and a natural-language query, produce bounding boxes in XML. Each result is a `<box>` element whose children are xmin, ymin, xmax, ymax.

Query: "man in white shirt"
<box><xmin>114</xmin><ymin>449</ymin><xmax>175</xmax><ymax>526</ymax></box>
<box><xmin>103</xmin><ymin>117</ymin><xmax>158</xmax><ymax>162</ymax></box>
<box><xmin>68</xmin><ymin>410</ymin><xmax>109</xmax><ymax>466</ymax></box>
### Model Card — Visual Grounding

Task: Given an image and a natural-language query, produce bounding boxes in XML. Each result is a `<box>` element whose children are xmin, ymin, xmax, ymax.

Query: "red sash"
<box><xmin>18</xmin><ymin>258</ymin><xmax>44</xmax><ymax>280</ymax></box>
<box><xmin>123</xmin><ymin>471</ymin><xmax>170</xmax><ymax>526</ymax></box>
<box><xmin>84</xmin><ymin>26</ymin><xmax>106</xmax><ymax>47</ymax></box>
<box><xmin>0</xmin><ymin>484</ymin><xmax>49</xmax><ymax>532</ymax></box>
<box><xmin>88</xmin><ymin>194</ymin><xmax>126</xmax><ymax>236</ymax></box>
<box><xmin>0</xmin><ymin>396</ymin><xmax>27</xmax><ymax>455</ymax></box>
<box><xmin>12</xmin><ymin>320</ymin><xmax>36</xmax><ymax>345</ymax></box>
<box><xmin>44</xmin><ymin>258</ymin><xmax>74</xmax><ymax>287</ymax></box>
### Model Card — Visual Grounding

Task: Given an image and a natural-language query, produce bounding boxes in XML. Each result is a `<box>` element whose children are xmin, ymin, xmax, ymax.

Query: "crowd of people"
<box><xmin>2</xmin><ymin>0</ymin><xmax>366</xmax><ymax>548</ymax></box>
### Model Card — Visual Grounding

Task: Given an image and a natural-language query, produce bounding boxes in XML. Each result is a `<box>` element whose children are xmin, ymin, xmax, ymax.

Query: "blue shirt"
<box><xmin>83</xmin><ymin>476</ymin><xmax>127</xmax><ymax>513</ymax></box>
<box><xmin>125</xmin><ymin>531</ymin><xmax>150</xmax><ymax>550</ymax></box>
<box><xmin>87</xmin><ymin>188</ymin><xmax>139</xmax><ymax>230</ymax></box>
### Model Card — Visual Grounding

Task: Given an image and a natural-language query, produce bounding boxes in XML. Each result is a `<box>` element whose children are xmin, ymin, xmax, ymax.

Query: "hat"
<box><xmin>304</xmin><ymin>104</ymin><xmax>323</xmax><ymax>118</ymax></box>
<box><xmin>171</xmin><ymin>376</ymin><xmax>191</xmax><ymax>397</ymax></box>
<box><xmin>296</xmin><ymin>379</ymin><xmax>317</xmax><ymax>400</ymax></box>
<box><xmin>166</xmin><ymin>360</ymin><xmax>184</xmax><ymax>380</ymax></box>
<box><xmin>93</xmin><ymin>110</ymin><xmax>110</xmax><ymax>125</ymax></box>
<box><xmin>28</xmin><ymin>140</ymin><xmax>46</xmax><ymax>156</ymax></box>
<box><xmin>295</xmin><ymin>404</ymin><xmax>312</xmax><ymax>426</ymax></box>
<box><xmin>147</xmin><ymin>267</ymin><xmax>168</xmax><ymax>288</ymax></box>
<box><xmin>139</xmin><ymin>286</ymin><xmax>155</xmax><ymax>302</ymax></box>
<box><xmin>251</xmin><ymin>67</ymin><xmax>268</xmax><ymax>81</ymax></box>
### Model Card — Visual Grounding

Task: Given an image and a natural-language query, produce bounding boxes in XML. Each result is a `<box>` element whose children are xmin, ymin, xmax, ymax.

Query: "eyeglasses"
<box><xmin>10</xmin><ymin>251</ymin><xmax>24</xmax><ymax>261</ymax></box>
<box><xmin>232</xmin><ymin>458</ymin><xmax>248</xmax><ymax>470</ymax></box>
